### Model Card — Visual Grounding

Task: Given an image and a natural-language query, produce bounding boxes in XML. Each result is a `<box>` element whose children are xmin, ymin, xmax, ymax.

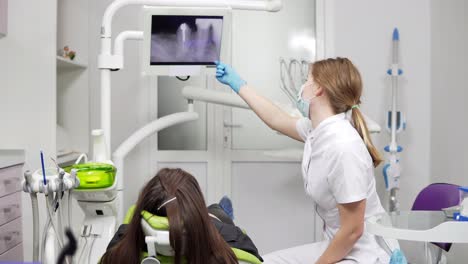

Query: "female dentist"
<box><xmin>215</xmin><ymin>58</ymin><xmax>393</xmax><ymax>264</ymax></box>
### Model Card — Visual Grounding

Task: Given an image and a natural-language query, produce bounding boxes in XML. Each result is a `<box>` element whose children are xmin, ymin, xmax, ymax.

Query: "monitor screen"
<box><xmin>150</xmin><ymin>15</ymin><xmax>223</xmax><ymax>66</ymax></box>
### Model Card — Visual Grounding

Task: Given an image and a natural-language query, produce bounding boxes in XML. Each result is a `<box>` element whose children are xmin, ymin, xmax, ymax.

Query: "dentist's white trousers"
<box><xmin>262</xmin><ymin>240</ymin><xmax>391</xmax><ymax>264</ymax></box>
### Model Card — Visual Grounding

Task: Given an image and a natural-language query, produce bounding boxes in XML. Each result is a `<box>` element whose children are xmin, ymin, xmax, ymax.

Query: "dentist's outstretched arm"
<box><xmin>215</xmin><ymin>61</ymin><xmax>303</xmax><ymax>142</ymax></box>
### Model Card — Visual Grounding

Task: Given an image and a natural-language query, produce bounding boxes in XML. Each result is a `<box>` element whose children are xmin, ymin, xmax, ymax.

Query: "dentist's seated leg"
<box><xmin>262</xmin><ymin>242</ymin><xmax>330</xmax><ymax>264</ymax></box>
<box><xmin>263</xmin><ymin>240</ymin><xmax>397</xmax><ymax>264</ymax></box>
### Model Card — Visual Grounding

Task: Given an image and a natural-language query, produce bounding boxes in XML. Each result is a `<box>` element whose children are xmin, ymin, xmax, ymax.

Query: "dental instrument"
<box><xmin>40</xmin><ymin>151</ymin><xmax>47</xmax><ymax>185</ymax></box>
<box><xmin>22</xmin><ymin>152</ymin><xmax>80</xmax><ymax>263</ymax></box>
<box><xmin>382</xmin><ymin>28</ymin><xmax>406</xmax><ymax>212</ymax></box>
<box><xmin>454</xmin><ymin>187</ymin><xmax>468</xmax><ymax>221</ymax></box>
<box><xmin>279</xmin><ymin>58</ymin><xmax>309</xmax><ymax>103</ymax></box>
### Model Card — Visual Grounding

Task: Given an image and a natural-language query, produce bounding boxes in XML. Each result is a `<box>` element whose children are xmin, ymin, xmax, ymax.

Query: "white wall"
<box><xmin>0</xmin><ymin>1</ymin><xmax>57</xmax><ymax>172</ymax></box>
<box><xmin>430</xmin><ymin>0</ymin><xmax>468</xmax><ymax>185</ymax></box>
<box><xmin>56</xmin><ymin>0</ymin><xmax>89</xmax><ymax>155</ymax></box>
<box><xmin>430</xmin><ymin>0</ymin><xmax>468</xmax><ymax>262</ymax></box>
<box><xmin>0</xmin><ymin>0</ymin><xmax>57</xmax><ymax>260</ymax></box>
<box><xmin>328</xmin><ymin>0</ymin><xmax>432</xmax><ymax>211</ymax></box>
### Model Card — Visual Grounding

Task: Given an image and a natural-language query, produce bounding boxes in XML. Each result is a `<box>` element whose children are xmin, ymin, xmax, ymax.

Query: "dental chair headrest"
<box><xmin>124</xmin><ymin>205</ymin><xmax>169</xmax><ymax>230</ymax></box>
<box><xmin>124</xmin><ymin>205</ymin><xmax>262</xmax><ymax>264</ymax></box>
<box><xmin>141</xmin><ymin>210</ymin><xmax>169</xmax><ymax>230</ymax></box>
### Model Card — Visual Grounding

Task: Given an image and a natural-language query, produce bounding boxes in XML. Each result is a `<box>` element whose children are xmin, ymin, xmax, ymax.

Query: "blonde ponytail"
<box><xmin>351</xmin><ymin>108</ymin><xmax>383</xmax><ymax>167</ymax></box>
<box><xmin>311</xmin><ymin>57</ymin><xmax>383</xmax><ymax>167</ymax></box>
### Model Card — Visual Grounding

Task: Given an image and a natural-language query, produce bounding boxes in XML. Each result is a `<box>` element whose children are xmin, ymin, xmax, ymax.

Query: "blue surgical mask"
<box><xmin>296</xmin><ymin>84</ymin><xmax>316</xmax><ymax>118</ymax></box>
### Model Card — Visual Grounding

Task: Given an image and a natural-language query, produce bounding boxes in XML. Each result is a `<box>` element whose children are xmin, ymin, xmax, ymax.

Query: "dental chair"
<box><xmin>123</xmin><ymin>206</ymin><xmax>262</xmax><ymax>264</ymax></box>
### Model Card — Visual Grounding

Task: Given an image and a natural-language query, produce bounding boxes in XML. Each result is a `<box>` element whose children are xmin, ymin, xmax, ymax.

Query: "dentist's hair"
<box><xmin>101</xmin><ymin>168</ymin><xmax>237</xmax><ymax>264</ymax></box>
<box><xmin>311</xmin><ymin>57</ymin><xmax>383</xmax><ymax>167</ymax></box>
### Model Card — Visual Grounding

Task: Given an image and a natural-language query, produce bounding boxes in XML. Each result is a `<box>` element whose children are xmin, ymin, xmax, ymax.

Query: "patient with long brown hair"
<box><xmin>101</xmin><ymin>168</ymin><xmax>262</xmax><ymax>264</ymax></box>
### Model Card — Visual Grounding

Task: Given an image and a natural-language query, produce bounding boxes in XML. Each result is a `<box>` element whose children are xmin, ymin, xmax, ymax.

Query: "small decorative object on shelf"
<box><xmin>57</xmin><ymin>46</ymin><xmax>76</xmax><ymax>60</ymax></box>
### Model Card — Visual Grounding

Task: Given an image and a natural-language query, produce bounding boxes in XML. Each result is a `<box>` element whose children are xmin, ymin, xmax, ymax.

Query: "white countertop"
<box><xmin>366</xmin><ymin>211</ymin><xmax>468</xmax><ymax>243</ymax></box>
<box><xmin>0</xmin><ymin>150</ymin><xmax>25</xmax><ymax>168</ymax></box>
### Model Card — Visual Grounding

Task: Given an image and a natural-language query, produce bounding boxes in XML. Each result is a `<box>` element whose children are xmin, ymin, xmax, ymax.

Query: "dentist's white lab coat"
<box><xmin>263</xmin><ymin>113</ymin><xmax>394</xmax><ymax>264</ymax></box>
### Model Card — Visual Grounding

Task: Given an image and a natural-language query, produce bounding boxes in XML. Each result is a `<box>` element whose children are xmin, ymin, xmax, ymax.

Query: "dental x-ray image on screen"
<box><xmin>150</xmin><ymin>15</ymin><xmax>223</xmax><ymax>65</ymax></box>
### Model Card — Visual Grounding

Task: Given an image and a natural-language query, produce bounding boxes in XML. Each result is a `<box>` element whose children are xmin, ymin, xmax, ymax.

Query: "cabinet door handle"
<box><xmin>3</xmin><ymin>204</ymin><xmax>19</xmax><ymax>213</ymax></box>
<box><xmin>3</xmin><ymin>231</ymin><xmax>20</xmax><ymax>242</ymax></box>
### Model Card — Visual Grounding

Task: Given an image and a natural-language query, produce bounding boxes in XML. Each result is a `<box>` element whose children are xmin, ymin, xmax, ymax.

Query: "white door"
<box><xmin>226</xmin><ymin>0</ymin><xmax>319</xmax><ymax>255</ymax></box>
<box><xmin>152</xmin><ymin>75</ymin><xmax>225</xmax><ymax>205</ymax></box>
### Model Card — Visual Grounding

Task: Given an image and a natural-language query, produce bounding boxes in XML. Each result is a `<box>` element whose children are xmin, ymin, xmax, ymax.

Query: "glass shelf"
<box><xmin>56</xmin><ymin>56</ymin><xmax>87</xmax><ymax>70</ymax></box>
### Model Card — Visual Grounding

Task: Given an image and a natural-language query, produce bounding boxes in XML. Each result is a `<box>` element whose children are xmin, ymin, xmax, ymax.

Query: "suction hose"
<box><xmin>30</xmin><ymin>193</ymin><xmax>39</xmax><ymax>261</ymax></box>
<box><xmin>46</xmin><ymin>194</ymin><xmax>64</xmax><ymax>248</ymax></box>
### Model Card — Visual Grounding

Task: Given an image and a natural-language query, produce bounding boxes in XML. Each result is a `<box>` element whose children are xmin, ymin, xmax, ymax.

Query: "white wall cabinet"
<box><xmin>0</xmin><ymin>150</ymin><xmax>24</xmax><ymax>262</ymax></box>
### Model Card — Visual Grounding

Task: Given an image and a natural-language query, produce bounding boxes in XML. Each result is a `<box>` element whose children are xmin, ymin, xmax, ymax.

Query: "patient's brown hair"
<box><xmin>101</xmin><ymin>168</ymin><xmax>237</xmax><ymax>264</ymax></box>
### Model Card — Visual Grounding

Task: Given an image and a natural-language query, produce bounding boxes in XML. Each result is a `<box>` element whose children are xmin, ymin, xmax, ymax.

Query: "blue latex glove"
<box><xmin>390</xmin><ymin>249</ymin><xmax>408</xmax><ymax>264</ymax></box>
<box><xmin>214</xmin><ymin>61</ymin><xmax>246</xmax><ymax>93</ymax></box>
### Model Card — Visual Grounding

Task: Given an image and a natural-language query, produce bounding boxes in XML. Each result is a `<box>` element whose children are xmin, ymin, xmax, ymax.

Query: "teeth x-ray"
<box><xmin>150</xmin><ymin>15</ymin><xmax>223</xmax><ymax>65</ymax></box>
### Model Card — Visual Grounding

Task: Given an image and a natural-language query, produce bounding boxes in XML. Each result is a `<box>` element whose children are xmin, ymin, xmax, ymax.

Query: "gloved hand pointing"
<box><xmin>214</xmin><ymin>61</ymin><xmax>246</xmax><ymax>94</ymax></box>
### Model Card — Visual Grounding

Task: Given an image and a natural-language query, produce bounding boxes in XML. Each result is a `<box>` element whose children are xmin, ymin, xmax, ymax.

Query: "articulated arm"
<box><xmin>101</xmin><ymin>0</ymin><xmax>282</xmax><ymax>37</ymax></box>
<box><xmin>99</xmin><ymin>0</ymin><xmax>283</xmax><ymax>160</ymax></box>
